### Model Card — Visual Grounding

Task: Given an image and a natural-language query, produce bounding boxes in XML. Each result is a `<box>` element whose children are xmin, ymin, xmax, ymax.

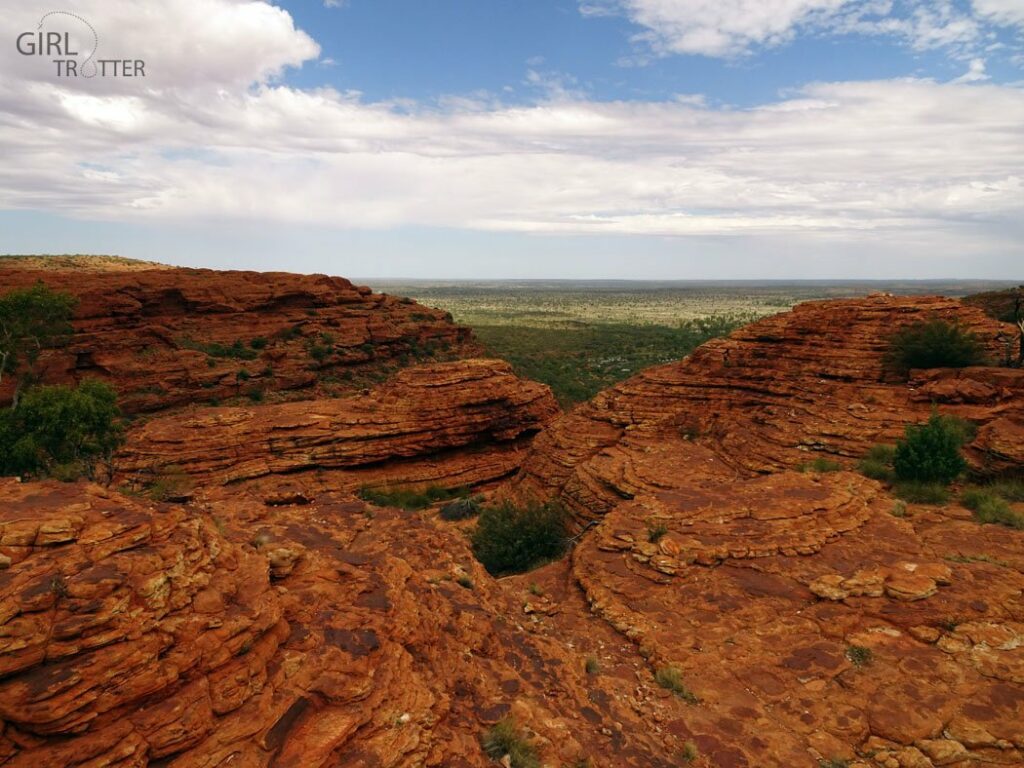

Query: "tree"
<box><xmin>893</xmin><ymin>412</ymin><xmax>968</xmax><ymax>485</ymax></box>
<box><xmin>0</xmin><ymin>282</ymin><xmax>77</xmax><ymax>405</ymax></box>
<box><xmin>0</xmin><ymin>379</ymin><xmax>124</xmax><ymax>481</ymax></box>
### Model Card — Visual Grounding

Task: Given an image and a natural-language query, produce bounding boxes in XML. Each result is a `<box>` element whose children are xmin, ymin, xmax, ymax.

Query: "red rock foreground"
<box><xmin>0</xmin><ymin>479</ymin><xmax>695</xmax><ymax>767</ymax></box>
<box><xmin>117</xmin><ymin>359</ymin><xmax>559</xmax><ymax>497</ymax></box>
<box><xmin>0</xmin><ymin>266</ymin><xmax>477</xmax><ymax>413</ymax></box>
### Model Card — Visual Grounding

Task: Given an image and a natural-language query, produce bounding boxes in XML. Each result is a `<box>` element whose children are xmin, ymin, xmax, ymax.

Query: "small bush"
<box><xmin>439</xmin><ymin>496</ymin><xmax>482</xmax><ymax>521</ymax></box>
<box><xmin>962</xmin><ymin>487</ymin><xmax>1024</xmax><ymax>529</ymax></box>
<box><xmin>798</xmin><ymin>457</ymin><xmax>844</xmax><ymax>473</ymax></box>
<box><xmin>654</xmin><ymin>666</ymin><xmax>698</xmax><ymax>703</ymax></box>
<box><xmin>358</xmin><ymin>484</ymin><xmax>466</xmax><ymax>511</ymax></box>
<box><xmin>471</xmin><ymin>501</ymin><xmax>569</xmax><ymax>576</ymax></box>
<box><xmin>819</xmin><ymin>760</ymin><xmax>850</xmax><ymax>768</ymax></box>
<box><xmin>846</xmin><ymin>645</ymin><xmax>873</xmax><ymax>667</ymax></box>
<box><xmin>858</xmin><ymin>444</ymin><xmax>896</xmax><ymax>482</ymax></box>
<box><xmin>894</xmin><ymin>481</ymin><xmax>950</xmax><ymax>505</ymax></box>
<box><xmin>250</xmin><ymin>337</ymin><xmax>268</xmax><ymax>350</ymax></box>
<box><xmin>893</xmin><ymin>412</ymin><xmax>968</xmax><ymax>484</ymax></box>
<box><xmin>891</xmin><ymin>500</ymin><xmax>907</xmax><ymax>518</ymax></box>
<box><xmin>585</xmin><ymin>657</ymin><xmax>600</xmax><ymax>675</ymax></box>
<box><xmin>986</xmin><ymin>478</ymin><xmax>1024</xmax><ymax>502</ymax></box>
<box><xmin>647</xmin><ymin>522</ymin><xmax>668</xmax><ymax>543</ymax></box>
<box><xmin>482</xmin><ymin>718</ymin><xmax>540</xmax><ymax>768</ymax></box>
<box><xmin>680</xmin><ymin>742</ymin><xmax>699</xmax><ymax>763</ymax></box>
<box><xmin>456</xmin><ymin>575</ymin><xmax>474</xmax><ymax>590</ymax></box>
<box><xmin>885</xmin><ymin>319</ymin><xmax>987</xmax><ymax>377</ymax></box>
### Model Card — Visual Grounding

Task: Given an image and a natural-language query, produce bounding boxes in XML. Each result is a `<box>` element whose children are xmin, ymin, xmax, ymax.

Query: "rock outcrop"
<box><xmin>116</xmin><ymin>359</ymin><xmax>559</xmax><ymax>497</ymax></box>
<box><xmin>0</xmin><ymin>266</ymin><xmax>477</xmax><ymax>413</ymax></box>
<box><xmin>0</xmin><ymin>479</ymin><xmax>702</xmax><ymax>767</ymax></box>
<box><xmin>508</xmin><ymin>295</ymin><xmax>1016</xmax><ymax>519</ymax></box>
<box><xmin>499</xmin><ymin>295</ymin><xmax>1024</xmax><ymax>766</ymax></box>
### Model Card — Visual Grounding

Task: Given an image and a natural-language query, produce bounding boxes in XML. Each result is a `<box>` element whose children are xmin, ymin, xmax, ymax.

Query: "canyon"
<box><xmin>0</xmin><ymin>264</ymin><xmax>1021</xmax><ymax>767</ymax></box>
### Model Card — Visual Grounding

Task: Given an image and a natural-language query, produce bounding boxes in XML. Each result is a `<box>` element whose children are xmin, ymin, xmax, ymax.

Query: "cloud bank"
<box><xmin>0</xmin><ymin>0</ymin><xmax>1021</xmax><ymax>257</ymax></box>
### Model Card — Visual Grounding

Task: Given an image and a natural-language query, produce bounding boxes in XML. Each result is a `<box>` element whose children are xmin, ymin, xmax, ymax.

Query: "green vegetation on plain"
<box><xmin>473</xmin><ymin>318</ymin><xmax>746</xmax><ymax>406</ymax></box>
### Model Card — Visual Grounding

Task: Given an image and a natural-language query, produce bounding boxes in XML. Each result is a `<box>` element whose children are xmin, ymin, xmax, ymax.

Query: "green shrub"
<box><xmin>250</xmin><ymin>337</ymin><xmax>268</xmax><ymax>350</ymax></box>
<box><xmin>0</xmin><ymin>379</ymin><xmax>124</xmax><ymax>480</ymax></box>
<box><xmin>647</xmin><ymin>522</ymin><xmax>668</xmax><ymax>543</ymax></box>
<box><xmin>680</xmin><ymin>742</ymin><xmax>699</xmax><ymax>763</ymax></box>
<box><xmin>893</xmin><ymin>412</ymin><xmax>968</xmax><ymax>484</ymax></box>
<box><xmin>798</xmin><ymin>457</ymin><xmax>844</xmax><ymax>473</ymax></box>
<box><xmin>482</xmin><ymin>718</ymin><xmax>540</xmax><ymax>768</ymax></box>
<box><xmin>471</xmin><ymin>501</ymin><xmax>569</xmax><ymax>576</ymax></box>
<box><xmin>893</xmin><ymin>481</ymin><xmax>950</xmax><ymax>505</ymax></box>
<box><xmin>858</xmin><ymin>444</ymin><xmax>896</xmax><ymax>482</ymax></box>
<box><xmin>358</xmin><ymin>484</ymin><xmax>467</xmax><ymax>511</ymax></box>
<box><xmin>885</xmin><ymin>319</ymin><xmax>987</xmax><ymax>377</ymax></box>
<box><xmin>585</xmin><ymin>656</ymin><xmax>600</xmax><ymax>675</ymax></box>
<box><xmin>845</xmin><ymin>645</ymin><xmax>873</xmax><ymax>667</ymax></box>
<box><xmin>654</xmin><ymin>666</ymin><xmax>698</xmax><ymax>703</ymax></box>
<box><xmin>439</xmin><ymin>496</ymin><xmax>482</xmax><ymax>521</ymax></box>
<box><xmin>961</xmin><ymin>487</ymin><xmax>1024</xmax><ymax>529</ymax></box>
<box><xmin>985</xmin><ymin>478</ymin><xmax>1024</xmax><ymax>502</ymax></box>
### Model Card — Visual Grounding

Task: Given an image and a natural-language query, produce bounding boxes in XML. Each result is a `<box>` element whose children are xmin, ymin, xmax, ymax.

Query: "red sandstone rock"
<box><xmin>499</xmin><ymin>296</ymin><xmax>1024</xmax><ymax>766</ymax></box>
<box><xmin>116</xmin><ymin>358</ymin><xmax>559</xmax><ymax>497</ymax></box>
<box><xmin>0</xmin><ymin>479</ymin><xmax>702</xmax><ymax>767</ymax></box>
<box><xmin>508</xmin><ymin>295</ymin><xmax>1018</xmax><ymax>519</ymax></box>
<box><xmin>0</xmin><ymin>267</ymin><xmax>478</xmax><ymax>413</ymax></box>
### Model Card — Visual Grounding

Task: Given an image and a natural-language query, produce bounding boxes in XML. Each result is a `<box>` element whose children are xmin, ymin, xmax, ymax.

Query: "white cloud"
<box><xmin>973</xmin><ymin>0</ymin><xmax>1024</xmax><ymax>27</ymax></box>
<box><xmin>589</xmin><ymin>0</ymin><xmax>1022</xmax><ymax>59</ymax></box>
<box><xmin>585</xmin><ymin>0</ymin><xmax>855</xmax><ymax>57</ymax></box>
<box><xmin>0</xmin><ymin>0</ymin><xmax>1022</xmax><ymax>259</ymax></box>
<box><xmin>953</xmin><ymin>57</ymin><xmax>990</xmax><ymax>82</ymax></box>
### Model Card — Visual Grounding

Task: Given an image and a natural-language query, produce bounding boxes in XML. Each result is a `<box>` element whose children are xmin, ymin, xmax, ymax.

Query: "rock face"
<box><xmin>0</xmin><ymin>479</ymin><xmax>701</xmax><ymax>767</ymax></box>
<box><xmin>0</xmin><ymin>267</ymin><xmax>477</xmax><ymax>413</ymax></box>
<box><xmin>508</xmin><ymin>295</ymin><xmax>1016</xmax><ymax>519</ymax></box>
<box><xmin>500</xmin><ymin>295</ymin><xmax>1024</xmax><ymax>766</ymax></box>
<box><xmin>117</xmin><ymin>359</ymin><xmax>559</xmax><ymax>496</ymax></box>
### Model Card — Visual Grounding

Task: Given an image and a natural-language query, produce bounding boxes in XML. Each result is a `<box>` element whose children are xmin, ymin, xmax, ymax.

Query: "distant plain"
<box><xmin>363</xmin><ymin>279</ymin><xmax>1019</xmax><ymax>406</ymax></box>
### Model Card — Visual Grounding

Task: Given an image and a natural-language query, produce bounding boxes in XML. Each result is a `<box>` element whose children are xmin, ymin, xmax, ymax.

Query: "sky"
<box><xmin>0</xmin><ymin>0</ymin><xmax>1022</xmax><ymax>279</ymax></box>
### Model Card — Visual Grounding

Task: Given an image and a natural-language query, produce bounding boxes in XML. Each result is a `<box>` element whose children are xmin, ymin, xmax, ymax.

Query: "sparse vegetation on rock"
<box><xmin>961</xmin><ymin>486</ymin><xmax>1024</xmax><ymax>529</ymax></box>
<box><xmin>439</xmin><ymin>496</ymin><xmax>483</xmax><ymax>520</ymax></box>
<box><xmin>482</xmin><ymin>717</ymin><xmax>540</xmax><ymax>768</ymax></box>
<box><xmin>359</xmin><ymin>484</ymin><xmax>468</xmax><ymax>511</ymax></box>
<box><xmin>798</xmin><ymin>457</ymin><xmax>844</xmax><ymax>473</ymax></box>
<box><xmin>654</xmin><ymin>666</ymin><xmax>698</xmax><ymax>703</ymax></box>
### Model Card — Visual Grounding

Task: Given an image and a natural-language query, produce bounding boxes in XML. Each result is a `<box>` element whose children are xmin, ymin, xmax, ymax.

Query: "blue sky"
<box><xmin>1</xmin><ymin>0</ymin><xmax>1022</xmax><ymax>278</ymax></box>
